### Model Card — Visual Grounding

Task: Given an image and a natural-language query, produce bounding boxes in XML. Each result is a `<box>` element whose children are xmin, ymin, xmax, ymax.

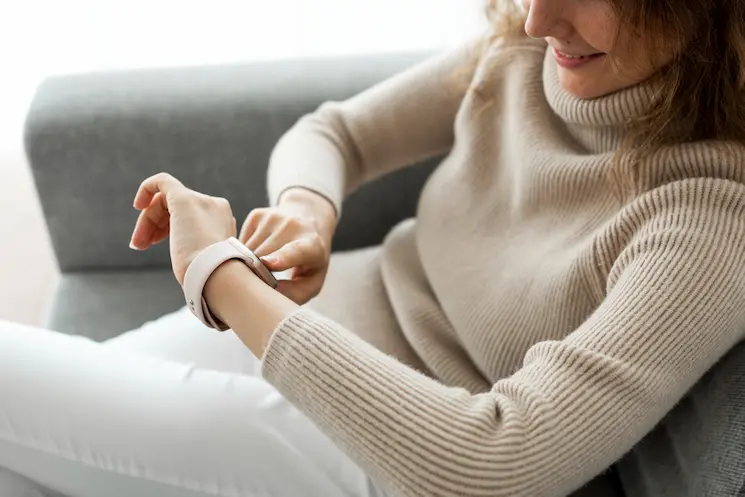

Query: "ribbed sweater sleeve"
<box><xmin>266</xmin><ymin>40</ymin><xmax>480</xmax><ymax>214</ymax></box>
<box><xmin>261</xmin><ymin>178</ymin><xmax>745</xmax><ymax>497</ymax></box>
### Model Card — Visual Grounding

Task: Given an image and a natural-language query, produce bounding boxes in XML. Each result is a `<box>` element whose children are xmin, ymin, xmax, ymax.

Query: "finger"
<box><xmin>149</xmin><ymin>223</ymin><xmax>170</xmax><ymax>246</ymax></box>
<box><xmin>261</xmin><ymin>237</ymin><xmax>325</xmax><ymax>272</ymax></box>
<box><xmin>239</xmin><ymin>210</ymin><xmax>263</xmax><ymax>244</ymax></box>
<box><xmin>130</xmin><ymin>192</ymin><xmax>169</xmax><ymax>249</ymax></box>
<box><xmin>253</xmin><ymin>230</ymin><xmax>292</xmax><ymax>258</ymax></box>
<box><xmin>133</xmin><ymin>173</ymin><xmax>185</xmax><ymax>210</ymax></box>
<box><xmin>245</xmin><ymin>216</ymin><xmax>277</xmax><ymax>252</ymax></box>
<box><xmin>231</xmin><ymin>217</ymin><xmax>237</xmax><ymax>237</ymax></box>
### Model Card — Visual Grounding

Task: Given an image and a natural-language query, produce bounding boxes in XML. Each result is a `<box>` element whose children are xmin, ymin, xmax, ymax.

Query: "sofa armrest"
<box><xmin>25</xmin><ymin>52</ymin><xmax>437</xmax><ymax>272</ymax></box>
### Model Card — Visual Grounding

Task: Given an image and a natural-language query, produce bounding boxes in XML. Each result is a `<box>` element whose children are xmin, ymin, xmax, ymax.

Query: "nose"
<box><xmin>523</xmin><ymin>0</ymin><xmax>572</xmax><ymax>39</ymax></box>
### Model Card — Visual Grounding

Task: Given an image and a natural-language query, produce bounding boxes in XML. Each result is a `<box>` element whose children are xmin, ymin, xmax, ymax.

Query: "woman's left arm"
<box><xmin>135</xmin><ymin>174</ymin><xmax>745</xmax><ymax>497</ymax></box>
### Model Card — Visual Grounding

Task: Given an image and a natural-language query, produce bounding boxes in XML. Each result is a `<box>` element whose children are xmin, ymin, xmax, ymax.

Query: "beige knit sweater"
<box><xmin>260</xmin><ymin>38</ymin><xmax>745</xmax><ymax>497</ymax></box>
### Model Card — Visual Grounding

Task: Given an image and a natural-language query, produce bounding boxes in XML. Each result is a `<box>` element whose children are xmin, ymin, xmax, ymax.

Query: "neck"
<box><xmin>542</xmin><ymin>49</ymin><xmax>655</xmax><ymax>155</ymax></box>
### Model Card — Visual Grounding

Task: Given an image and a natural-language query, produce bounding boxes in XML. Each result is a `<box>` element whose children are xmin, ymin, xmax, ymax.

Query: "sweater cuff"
<box><xmin>270</xmin><ymin>185</ymin><xmax>341</xmax><ymax>219</ymax></box>
<box><xmin>266</xmin><ymin>130</ymin><xmax>347</xmax><ymax>215</ymax></box>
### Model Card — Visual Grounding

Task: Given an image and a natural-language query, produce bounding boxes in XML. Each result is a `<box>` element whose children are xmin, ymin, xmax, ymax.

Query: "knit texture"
<box><xmin>262</xmin><ymin>39</ymin><xmax>745</xmax><ymax>497</ymax></box>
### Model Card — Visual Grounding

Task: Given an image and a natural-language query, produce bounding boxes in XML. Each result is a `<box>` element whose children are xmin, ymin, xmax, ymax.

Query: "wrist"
<box><xmin>203</xmin><ymin>260</ymin><xmax>252</xmax><ymax>325</ymax></box>
<box><xmin>278</xmin><ymin>188</ymin><xmax>337</xmax><ymax>240</ymax></box>
<box><xmin>202</xmin><ymin>259</ymin><xmax>298</xmax><ymax>357</ymax></box>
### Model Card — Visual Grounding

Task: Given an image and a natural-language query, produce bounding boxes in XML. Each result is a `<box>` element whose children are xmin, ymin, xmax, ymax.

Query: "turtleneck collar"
<box><xmin>542</xmin><ymin>47</ymin><xmax>656</xmax><ymax>155</ymax></box>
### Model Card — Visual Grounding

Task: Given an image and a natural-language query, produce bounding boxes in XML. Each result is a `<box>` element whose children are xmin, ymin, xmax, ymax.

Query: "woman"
<box><xmin>2</xmin><ymin>0</ymin><xmax>745</xmax><ymax>496</ymax></box>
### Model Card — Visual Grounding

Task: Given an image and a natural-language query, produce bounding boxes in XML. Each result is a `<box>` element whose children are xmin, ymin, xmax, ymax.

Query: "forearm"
<box><xmin>267</xmin><ymin>41</ymin><xmax>478</xmax><ymax>214</ymax></box>
<box><xmin>259</xmin><ymin>308</ymin><xmax>565</xmax><ymax>497</ymax></box>
<box><xmin>204</xmin><ymin>260</ymin><xmax>299</xmax><ymax>357</ymax></box>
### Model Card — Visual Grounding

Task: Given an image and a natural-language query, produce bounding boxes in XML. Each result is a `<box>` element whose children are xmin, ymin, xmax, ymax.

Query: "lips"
<box><xmin>552</xmin><ymin>47</ymin><xmax>604</xmax><ymax>69</ymax></box>
<box><xmin>555</xmin><ymin>49</ymin><xmax>601</xmax><ymax>59</ymax></box>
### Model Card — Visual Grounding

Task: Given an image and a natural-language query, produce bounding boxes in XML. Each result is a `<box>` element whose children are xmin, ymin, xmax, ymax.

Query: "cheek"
<box><xmin>582</xmin><ymin>27</ymin><xmax>615</xmax><ymax>53</ymax></box>
<box><xmin>577</xmin><ymin>5</ymin><xmax>617</xmax><ymax>53</ymax></box>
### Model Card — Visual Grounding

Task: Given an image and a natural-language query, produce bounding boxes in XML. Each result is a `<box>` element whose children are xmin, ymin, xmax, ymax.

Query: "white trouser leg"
<box><xmin>0</xmin><ymin>308</ymin><xmax>383</xmax><ymax>497</ymax></box>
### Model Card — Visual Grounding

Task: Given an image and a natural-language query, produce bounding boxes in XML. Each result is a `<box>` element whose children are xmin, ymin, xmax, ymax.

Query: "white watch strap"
<box><xmin>183</xmin><ymin>237</ymin><xmax>266</xmax><ymax>331</ymax></box>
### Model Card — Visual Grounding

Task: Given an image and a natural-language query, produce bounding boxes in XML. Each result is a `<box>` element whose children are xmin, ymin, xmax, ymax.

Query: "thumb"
<box><xmin>261</xmin><ymin>239</ymin><xmax>320</xmax><ymax>272</ymax></box>
<box><xmin>260</xmin><ymin>252</ymin><xmax>291</xmax><ymax>272</ymax></box>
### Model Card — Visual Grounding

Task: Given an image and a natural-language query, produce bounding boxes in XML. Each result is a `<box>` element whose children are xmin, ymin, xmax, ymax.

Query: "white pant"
<box><xmin>0</xmin><ymin>306</ymin><xmax>388</xmax><ymax>497</ymax></box>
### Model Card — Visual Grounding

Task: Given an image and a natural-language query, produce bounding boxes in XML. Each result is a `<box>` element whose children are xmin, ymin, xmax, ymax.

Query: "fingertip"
<box><xmin>260</xmin><ymin>254</ymin><xmax>281</xmax><ymax>270</ymax></box>
<box><xmin>134</xmin><ymin>189</ymin><xmax>161</xmax><ymax>210</ymax></box>
<box><xmin>133</xmin><ymin>194</ymin><xmax>148</xmax><ymax>210</ymax></box>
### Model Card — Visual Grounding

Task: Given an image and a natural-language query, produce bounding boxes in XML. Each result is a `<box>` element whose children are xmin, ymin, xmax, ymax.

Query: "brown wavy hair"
<box><xmin>481</xmin><ymin>0</ymin><xmax>745</xmax><ymax>157</ymax></box>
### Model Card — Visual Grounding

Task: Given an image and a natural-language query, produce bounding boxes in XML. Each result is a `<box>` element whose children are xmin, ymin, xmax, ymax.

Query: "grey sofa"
<box><xmin>24</xmin><ymin>53</ymin><xmax>745</xmax><ymax>497</ymax></box>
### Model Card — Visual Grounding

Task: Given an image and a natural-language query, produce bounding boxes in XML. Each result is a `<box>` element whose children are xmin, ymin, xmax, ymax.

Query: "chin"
<box><xmin>557</xmin><ymin>69</ymin><xmax>611</xmax><ymax>99</ymax></box>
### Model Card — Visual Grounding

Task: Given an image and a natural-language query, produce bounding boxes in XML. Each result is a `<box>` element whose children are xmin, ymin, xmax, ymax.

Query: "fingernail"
<box><xmin>129</xmin><ymin>241</ymin><xmax>139</xmax><ymax>250</ymax></box>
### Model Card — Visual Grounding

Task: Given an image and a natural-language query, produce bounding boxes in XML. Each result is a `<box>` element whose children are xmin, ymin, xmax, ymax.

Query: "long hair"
<box><xmin>478</xmin><ymin>0</ymin><xmax>745</xmax><ymax>192</ymax></box>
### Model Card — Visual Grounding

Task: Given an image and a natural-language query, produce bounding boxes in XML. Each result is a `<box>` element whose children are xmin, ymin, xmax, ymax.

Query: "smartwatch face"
<box><xmin>227</xmin><ymin>238</ymin><xmax>280</xmax><ymax>289</ymax></box>
<box><xmin>248</xmin><ymin>256</ymin><xmax>279</xmax><ymax>289</ymax></box>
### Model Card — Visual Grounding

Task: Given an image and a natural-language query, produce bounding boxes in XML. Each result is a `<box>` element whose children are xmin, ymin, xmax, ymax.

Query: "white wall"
<box><xmin>0</xmin><ymin>0</ymin><xmax>485</xmax><ymax>158</ymax></box>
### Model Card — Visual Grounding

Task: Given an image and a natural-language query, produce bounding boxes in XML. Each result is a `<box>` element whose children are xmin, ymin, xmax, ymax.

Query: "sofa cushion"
<box><xmin>25</xmin><ymin>54</ymin><xmax>435</xmax><ymax>273</ymax></box>
<box><xmin>46</xmin><ymin>270</ymin><xmax>184</xmax><ymax>340</ymax></box>
<box><xmin>617</xmin><ymin>339</ymin><xmax>745</xmax><ymax>497</ymax></box>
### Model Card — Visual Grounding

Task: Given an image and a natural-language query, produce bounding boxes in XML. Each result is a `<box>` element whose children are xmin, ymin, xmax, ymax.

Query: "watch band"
<box><xmin>183</xmin><ymin>237</ymin><xmax>278</xmax><ymax>331</ymax></box>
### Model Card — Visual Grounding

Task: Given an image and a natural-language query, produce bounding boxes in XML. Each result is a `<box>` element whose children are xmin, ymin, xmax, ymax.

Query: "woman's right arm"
<box><xmin>267</xmin><ymin>39</ymin><xmax>483</xmax><ymax>216</ymax></box>
<box><xmin>239</xmin><ymin>39</ymin><xmax>483</xmax><ymax>304</ymax></box>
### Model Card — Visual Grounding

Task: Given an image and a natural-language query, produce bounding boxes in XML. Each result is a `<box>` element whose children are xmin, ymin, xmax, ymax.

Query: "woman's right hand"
<box><xmin>239</xmin><ymin>188</ymin><xmax>337</xmax><ymax>305</ymax></box>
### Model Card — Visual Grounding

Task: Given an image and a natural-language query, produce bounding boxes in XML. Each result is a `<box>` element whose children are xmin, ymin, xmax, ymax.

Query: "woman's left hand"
<box><xmin>129</xmin><ymin>173</ymin><xmax>237</xmax><ymax>285</ymax></box>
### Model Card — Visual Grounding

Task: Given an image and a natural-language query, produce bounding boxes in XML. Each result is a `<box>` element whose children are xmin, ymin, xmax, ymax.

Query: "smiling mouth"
<box><xmin>555</xmin><ymin>50</ymin><xmax>603</xmax><ymax>60</ymax></box>
<box><xmin>552</xmin><ymin>48</ymin><xmax>605</xmax><ymax>68</ymax></box>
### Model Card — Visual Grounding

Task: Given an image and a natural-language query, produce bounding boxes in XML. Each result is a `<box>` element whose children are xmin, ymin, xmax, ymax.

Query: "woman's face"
<box><xmin>522</xmin><ymin>0</ymin><xmax>670</xmax><ymax>99</ymax></box>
